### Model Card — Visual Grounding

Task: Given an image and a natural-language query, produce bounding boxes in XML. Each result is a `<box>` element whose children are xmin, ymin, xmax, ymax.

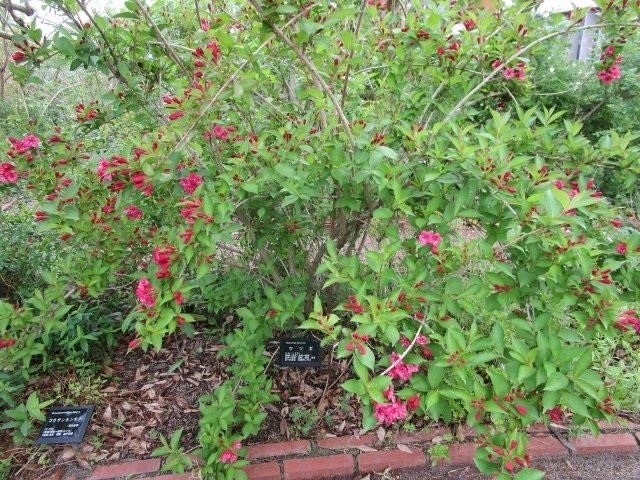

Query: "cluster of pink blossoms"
<box><xmin>0</xmin><ymin>162</ymin><xmax>18</xmax><ymax>183</ymax></box>
<box><xmin>373</xmin><ymin>387</ymin><xmax>419</xmax><ymax>426</ymax></box>
<box><xmin>492</xmin><ymin>60</ymin><xmax>526</xmax><ymax>81</ymax></box>
<box><xmin>418</xmin><ymin>230</ymin><xmax>442</xmax><ymax>254</ymax></box>
<box><xmin>220</xmin><ymin>441</ymin><xmax>242</xmax><ymax>464</ymax></box>
<box><xmin>180</xmin><ymin>172</ymin><xmax>204</xmax><ymax>194</ymax></box>
<box><xmin>153</xmin><ymin>245</ymin><xmax>176</xmax><ymax>278</ymax></box>
<box><xmin>204</xmin><ymin>124</ymin><xmax>235</xmax><ymax>141</ymax></box>
<box><xmin>387</xmin><ymin>352</ymin><xmax>420</xmax><ymax>381</ymax></box>
<box><xmin>7</xmin><ymin>134</ymin><xmax>39</xmax><ymax>156</ymax></box>
<box><xmin>135</xmin><ymin>277</ymin><xmax>156</xmax><ymax>307</ymax></box>
<box><xmin>597</xmin><ymin>44</ymin><xmax>623</xmax><ymax>84</ymax></box>
<box><xmin>613</xmin><ymin>309</ymin><xmax>640</xmax><ymax>336</ymax></box>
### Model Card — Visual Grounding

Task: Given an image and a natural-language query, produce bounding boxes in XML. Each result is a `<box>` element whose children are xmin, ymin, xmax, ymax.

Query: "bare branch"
<box><xmin>444</xmin><ymin>22</ymin><xmax>640</xmax><ymax>123</ymax></box>
<box><xmin>248</xmin><ymin>0</ymin><xmax>355</xmax><ymax>150</ymax></box>
<box><xmin>171</xmin><ymin>3</ymin><xmax>317</xmax><ymax>155</ymax></box>
<box><xmin>0</xmin><ymin>0</ymin><xmax>34</xmax><ymax>17</ymax></box>
<box><xmin>339</xmin><ymin>0</ymin><xmax>367</xmax><ymax>110</ymax></box>
<box><xmin>381</xmin><ymin>323</ymin><xmax>423</xmax><ymax>376</ymax></box>
<box><xmin>134</xmin><ymin>0</ymin><xmax>190</xmax><ymax>76</ymax></box>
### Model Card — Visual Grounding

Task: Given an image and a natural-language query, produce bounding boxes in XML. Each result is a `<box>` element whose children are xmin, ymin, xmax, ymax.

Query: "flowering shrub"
<box><xmin>2</xmin><ymin>0</ymin><xmax>640</xmax><ymax>478</ymax></box>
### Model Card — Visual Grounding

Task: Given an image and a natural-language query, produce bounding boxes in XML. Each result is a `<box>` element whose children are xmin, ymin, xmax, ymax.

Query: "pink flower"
<box><xmin>416</xmin><ymin>335</ymin><xmax>428</xmax><ymax>345</ymax></box>
<box><xmin>97</xmin><ymin>157</ymin><xmax>114</xmax><ymax>181</ymax></box>
<box><xmin>609</xmin><ymin>64</ymin><xmax>621</xmax><ymax>80</ymax></box>
<box><xmin>200</xmin><ymin>18</ymin><xmax>210</xmax><ymax>31</ymax></box>
<box><xmin>180</xmin><ymin>173</ymin><xmax>203</xmax><ymax>194</ymax></box>
<box><xmin>418</xmin><ymin>230</ymin><xmax>442</xmax><ymax>254</ymax></box>
<box><xmin>400</xmin><ymin>336</ymin><xmax>410</xmax><ymax>347</ymax></box>
<box><xmin>437</xmin><ymin>47</ymin><xmax>445</xmax><ymax>56</ymax></box>
<box><xmin>463</xmin><ymin>19</ymin><xmax>475</xmax><ymax>30</ymax></box>
<box><xmin>491</xmin><ymin>59</ymin><xmax>502</xmax><ymax>69</ymax></box>
<box><xmin>168</xmin><ymin>111</ymin><xmax>184</xmax><ymax>121</ymax></box>
<box><xmin>131</xmin><ymin>171</ymin><xmax>147</xmax><ymax>189</ymax></box>
<box><xmin>21</xmin><ymin>135</ymin><xmax>39</xmax><ymax>149</ymax></box>
<box><xmin>515</xmin><ymin>405</ymin><xmax>527</xmax><ymax>415</ymax></box>
<box><xmin>11</xmin><ymin>51</ymin><xmax>26</xmax><ymax>62</ymax></box>
<box><xmin>128</xmin><ymin>337</ymin><xmax>142</xmax><ymax>349</ymax></box>
<box><xmin>616</xmin><ymin>242</ymin><xmax>627</xmax><ymax>255</ymax></box>
<box><xmin>232</xmin><ymin>441</ymin><xmax>242</xmax><ymax>450</ymax></box>
<box><xmin>207</xmin><ymin>41</ymin><xmax>220</xmax><ymax>64</ymax></box>
<box><xmin>0</xmin><ymin>162</ymin><xmax>18</xmax><ymax>183</ymax></box>
<box><xmin>219</xmin><ymin>449</ymin><xmax>238</xmax><ymax>463</ymax></box>
<box><xmin>153</xmin><ymin>245</ymin><xmax>176</xmax><ymax>271</ymax></box>
<box><xmin>387</xmin><ymin>352</ymin><xmax>420</xmax><ymax>381</ymax></box>
<box><xmin>503</xmin><ymin>68</ymin><xmax>515</xmax><ymax>80</ymax></box>
<box><xmin>546</xmin><ymin>406</ymin><xmax>563</xmax><ymax>422</ymax></box>
<box><xmin>124</xmin><ymin>205</ymin><xmax>143</xmax><ymax>219</ymax></box>
<box><xmin>374</xmin><ymin>400</ymin><xmax>407</xmax><ymax>426</ymax></box>
<box><xmin>383</xmin><ymin>386</ymin><xmax>395</xmax><ymax>401</ymax></box>
<box><xmin>553</xmin><ymin>180</ymin><xmax>565</xmax><ymax>189</ymax></box>
<box><xmin>604</xmin><ymin>45</ymin><xmax>615</xmax><ymax>56</ymax></box>
<box><xmin>212</xmin><ymin>125</ymin><xmax>229</xmax><ymax>140</ymax></box>
<box><xmin>407</xmin><ymin>394</ymin><xmax>420</xmax><ymax>412</ymax></box>
<box><xmin>515</xmin><ymin>68</ymin><xmax>525</xmax><ymax>81</ymax></box>
<box><xmin>610</xmin><ymin>219</ymin><xmax>622</xmax><ymax>228</ymax></box>
<box><xmin>136</xmin><ymin>277</ymin><xmax>156</xmax><ymax>307</ymax></box>
<box><xmin>173</xmin><ymin>290</ymin><xmax>184</xmax><ymax>305</ymax></box>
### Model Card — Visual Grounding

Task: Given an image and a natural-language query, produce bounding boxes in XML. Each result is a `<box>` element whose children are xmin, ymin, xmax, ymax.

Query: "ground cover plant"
<box><xmin>1</xmin><ymin>0</ymin><xmax>640</xmax><ymax>478</ymax></box>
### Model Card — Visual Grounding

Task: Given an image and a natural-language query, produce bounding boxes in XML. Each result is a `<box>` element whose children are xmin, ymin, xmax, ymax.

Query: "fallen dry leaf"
<box><xmin>397</xmin><ymin>444</ymin><xmax>412</xmax><ymax>454</ymax></box>
<box><xmin>357</xmin><ymin>445</ymin><xmax>378</xmax><ymax>452</ymax></box>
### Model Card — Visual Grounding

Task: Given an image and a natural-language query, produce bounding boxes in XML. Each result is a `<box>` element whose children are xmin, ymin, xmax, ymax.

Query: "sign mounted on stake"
<box><xmin>279</xmin><ymin>338</ymin><xmax>321</xmax><ymax>367</ymax></box>
<box><xmin>35</xmin><ymin>405</ymin><xmax>94</xmax><ymax>445</ymax></box>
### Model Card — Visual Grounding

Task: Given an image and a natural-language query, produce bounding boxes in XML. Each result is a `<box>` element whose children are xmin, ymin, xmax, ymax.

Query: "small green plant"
<box><xmin>428</xmin><ymin>443</ymin><xmax>450</xmax><ymax>467</ymax></box>
<box><xmin>402</xmin><ymin>423</ymin><xmax>416</xmax><ymax>432</ymax></box>
<box><xmin>151</xmin><ymin>428</ymin><xmax>193</xmax><ymax>475</ymax></box>
<box><xmin>288</xmin><ymin>408</ymin><xmax>320</xmax><ymax>438</ymax></box>
<box><xmin>1</xmin><ymin>392</ymin><xmax>54</xmax><ymax>444</ymax></box>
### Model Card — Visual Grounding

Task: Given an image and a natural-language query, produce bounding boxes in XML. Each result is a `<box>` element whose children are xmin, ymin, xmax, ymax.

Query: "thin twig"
<box><xmin>171</xmin><ymin>3</ymin><xmax>316</xmax><ymax>155</ymax></box>
<box><xmin>443</xmin><ymin>22</ymin><xmax>640</xmax><ymax>123</ymax></box>
<box><xmin>134</xmin><ymin>0</ymin><xmax>190</xmax><ymax>76</ymax></box>
<box><xmin>339</xmin><ymin>0</ymin><xmax>368</xmax><ymax>110</ymax></box>
<box><xmin>381</xmin><ymin>323</ymin><xmax>423</xmax><ymax>376</ymax></box>
<box><xmin>248</xmin><ymin>0</ymin><xmax>355</xmax><ymax>150</ymax></box>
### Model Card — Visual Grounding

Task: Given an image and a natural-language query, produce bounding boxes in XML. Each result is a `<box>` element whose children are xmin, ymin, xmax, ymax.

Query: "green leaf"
<box><xmin>544</xmin><ymin>372</ymin><xmax>569</xmax><ymax>391</ymax></box>
<box><xmin>514</xmin><ymin>469</ymin><xmax>545</xmax><ymax>480</ymax></box>
<box><xmin>342</xmin><ymin>379</ymin><xmax>365</xmax><ymax>395</ymax></box>
<box><xmin>375</xmin><ymin>145</ymin><xmax>398</xmax><ymax>160</ymax></box>
<box><xmin>428</xmin><ymin>365</ymin><xmax>445</xmax><ymax>388</ymax></box>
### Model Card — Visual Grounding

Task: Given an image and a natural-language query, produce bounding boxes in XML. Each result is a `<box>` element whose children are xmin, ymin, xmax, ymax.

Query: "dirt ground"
<box><xmin>377</xmin><ymin>452</ymin><xmax>640</xmax><ymax>480</ymax></box>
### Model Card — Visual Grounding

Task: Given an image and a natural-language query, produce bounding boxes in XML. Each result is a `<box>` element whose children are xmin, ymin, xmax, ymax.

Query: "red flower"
<box><xmin>179</xmin><ymin>229</ymin><xmax>193</xmax><ymax>244</ymax></box>
<box><xmin>207</xmin><ymin>40</ymin><xmax>220</xmax><ymax>64</ymax></box>
<box><xmin>407</xmin><ymin>394</ymin><xmax>420</xmax><ymax>411</ymax></box>
<box><xmin>448</xmin><ymin>42</ymin><xmax>459</xmax><ymax>51</ymax></box>
<box><xmin>463</xmin><ymin>19</ymin><xmax>475</xmax><ymax>30</ymax></box>
<box><xmin>437</xmin><ymin>47</ymin><xmax>445</xmax><ymax>55</ymax></box>
<box><xmin>12</xmin><ymin>51</ymin><xmax>26</xmax><ymax>62</ymax></box>
<box><xmin>173</xmin><ymin>290</ymin><xmax>184</xmax><ymax>305</ymax></box>
<box><xmin>610</xmin><ymin>219</ymin><xmax>622</xmax><ymax>228</ymax></box>
<box><xmin>34</xmin><ymin>211</ymin><xmax>48</xmax><ymax>222</ymax></box>
<box><xmin>124</xmin><ymin>205</ymin><xmax>143</xmax><ymax>219</ymax></box>
<box><xmin>491</xmin><ymin>59</ymin><xmax>502</xmax><ymax>69</ymax></box>
<box><xmin>153</xmin><ymin>245</ymin><xmax>176</xmax><ymax>271</ymax></box>
<box><xmin>177</xmin><ymin>315</ymin><xmax>186</xmax><ymax>325</ymax></box>
<box><xmin>180</xmin><ymin>173</ymin><xmax>204</xmax><ymax>194</ymax></box>
<box><xmin>616</xmin><ymin>242</ymin><xmax>627</xmax><ymax>255</ymax></box>
<box><xmin>168</xmin><ymin>111</ymin><xmax>184</xmax><ymax>121</ymax></box>
<box><xmin>128</xmin><ymin>337</ymin><xmax>142</xmax><ymax>349</ymax></box>
<box><xmin>505</xmin><ymin>460</ymin><xmax>514</xmax><ymax>472</ymax></box>
<box><xmin>546</xmin><ymin>406</ymin><xmax>563</xmax><ymax>422</ymax></box>
<box><xmin>135</xmin><ymin>277</ymin><xmax>156</xmax><ymax>307</ymax></box>
<box><xmin>0</xmin><ymin>162</ymin><xmax>18</xmax><ymax>183</ymax></box>
<box><xmin>515</xmin><ymin>405</ymin><xmax>527</xmax><ymax>415</ymax></box>
<box><xmin>200</xmin><ymin>18</ymin><xmax>210</xmax><ymax>31</ymax></box>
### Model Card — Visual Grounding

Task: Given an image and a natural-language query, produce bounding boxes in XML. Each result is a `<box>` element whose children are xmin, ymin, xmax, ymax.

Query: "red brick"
<box><xmin>526</xmin><ymin>436</ymin><xmax>568</xmax><ymax>458</ymax></box>
<box><xmin>394</xmin><ymin>427</ymin><xmax>450</xmax><ymax>444</ymax></box>
<box><xmin>284</xmin><ymin>454</ymin><xmax>353</xmax><ymax>479</ymax></box>
<box><xmin>442</xmin><ymin>443</ymin><xmax>476</xmax><ymax>465</ymax></box>
<box><xmin>88</xmin><ymin>459</ymin><xmax>161</xmax><ymax>479</ymax></box>
<box><xmin>317</xmin><ymin>434</ymin><xmax>378</xmax><ymax>450</ymax></box>
<box><xmin>455</xmin><ymin>425</ymin><xmax>476</xmax><ymax>440</ymax></box>
<box><xmin>247</xmin><ymin>440</ymin><xmax>311</xmax><ymax>460</ymax></box>
<box><xmin>572</xmin><ymin>433</ymin><xmax>639</xmax><ymax>454</ymax></box>
<box><xmin>357</xmin><ymin>448</ymin><xmax>426</xmax><ymax>473</ymax></box>
<box><xmin>146</xmin><ymin>473</ymin><xmax>199</xmax><ymax>480</ymax></box>
<box><xmin>243</xmin><ymin>462</ymin><xmax>281</xmax><ymax>480</ymax></box>
<box><xmin>527</xmin><ymin>423</ymin><xmax>550</xmax><ymax>435</ymax></box>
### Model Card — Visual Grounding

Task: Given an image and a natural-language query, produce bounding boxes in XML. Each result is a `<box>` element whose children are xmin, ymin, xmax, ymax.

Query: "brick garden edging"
<box><xmin>49</xmin><ymin>420</ymin><xmax>640</xmax><ymax>480</ymax></box>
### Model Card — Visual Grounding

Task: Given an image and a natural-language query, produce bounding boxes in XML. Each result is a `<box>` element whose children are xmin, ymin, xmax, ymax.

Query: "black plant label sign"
<box><xmin>35</xmin><ymin>405</ymin><xmax>94</xmax><ymax>444</ymax></box>
<box><xmin>279</xmin><ymin>338</ymin><xmax>321</xmax><ymax>367</ymax></box>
